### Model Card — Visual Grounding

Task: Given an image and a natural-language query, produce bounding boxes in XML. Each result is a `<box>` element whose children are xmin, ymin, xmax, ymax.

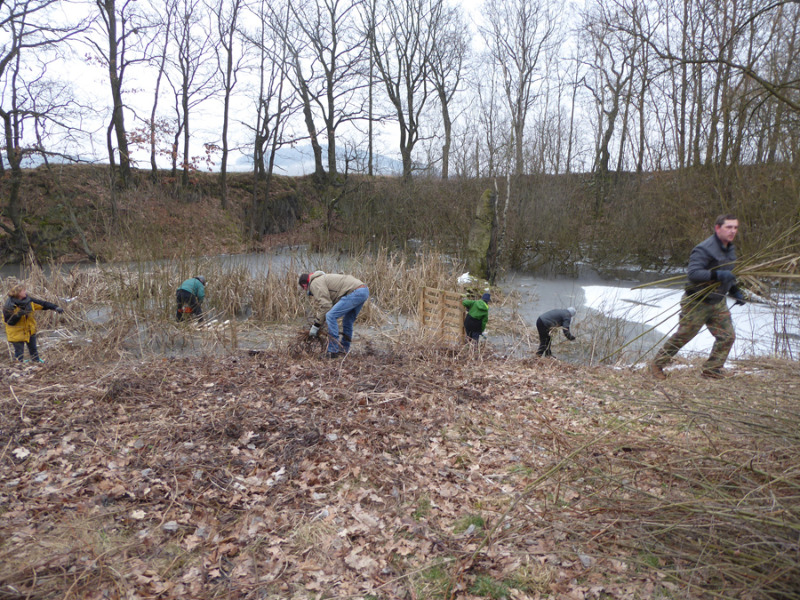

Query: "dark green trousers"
<box><xmin>654</xmin><ymin>295</ymin><xmax>735</xmax><ymax>371</ymax></box>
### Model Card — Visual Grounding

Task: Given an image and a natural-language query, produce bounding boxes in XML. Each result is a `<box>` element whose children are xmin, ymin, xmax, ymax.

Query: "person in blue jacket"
<box><xmin>463</xmin><ymin>292</ymin><xmax>491</xmax><ymax>342</ymax></box>
<box><xmin>176</xmin><ymin>276</ymin><xmax>206</xmax><ymax>322</ymax></box>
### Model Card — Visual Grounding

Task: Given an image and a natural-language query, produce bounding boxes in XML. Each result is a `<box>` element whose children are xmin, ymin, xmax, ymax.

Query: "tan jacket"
<box><xmin>307</xmin><ymin>271</ymin><xmax>365</xmax><ymax>323</ymax></box>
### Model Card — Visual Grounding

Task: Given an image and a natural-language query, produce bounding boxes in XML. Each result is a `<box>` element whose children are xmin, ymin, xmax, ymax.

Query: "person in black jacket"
<box><xmin>650</xmin><ymin>215</ymin><xmax>745</xmax><ymax>380</ymax></box>
<box><xmin>3</xmin><ymin>284</ymin><xmax>63</xmax><ymax>363</ymax></box>
<box><xmin>536</xmin><ymin>307</ymin><xmax>576</xmax><ymax>357</ymax></box>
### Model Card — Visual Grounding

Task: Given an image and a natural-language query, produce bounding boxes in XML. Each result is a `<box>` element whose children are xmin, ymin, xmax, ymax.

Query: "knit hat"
<box><xmin>482</xmin><ymin>293</ymin><xmax>491</xmax><ymax>303</ymax></box>
<box><xmin>568</xmin><ymin>306</ymin><xmax>576</xmax><ymax>316</ymax></box>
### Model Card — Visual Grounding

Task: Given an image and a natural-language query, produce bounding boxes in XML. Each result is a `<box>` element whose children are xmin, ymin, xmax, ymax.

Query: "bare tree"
<box><xmin>581</xmin><ymin>0</ymin><xmax>637</xmax><ymax>180</ymax></box>
<box><xmin>209</xmin><ymin>0</ymin><xmax>244</xmax><ymax>209</ymax></box>
<box><xmin>759</xmin><ymin>4</ymin><xmax>800</xmax><ymax>163</ymax></box>
<box><xmin>166</xmin><ymin>0</ymin><xmax>217</xmax><ymax>187</ymax></box>
<box><xmin>428</xmin><ymin>3</ymin><xmax>469</xmax><ymax>179</ymax></box>
<box><xmin>371</xmin><ymin>0</ymin><xmax>444</xmax><ymax>181</ymax></box>
<box><xmin>625</xmin><ymin>0</ymin><xmax>800</xmax><ymax>169</ymax></box>
<box><xmin>145</xmin><ymin>0</ymin><xmax>176</xmax><ymax>179</ymax></box>
<box><xmin>0</xmin><ymin>0</ymin><xmax>89</xmax><ymax>257</ymax></box>
<box><xmin>240</xmin><ymin>0</ymin><xmax>299</xmax><ymax>237</ymax></box>
<box><xmin>479</xmin><ymin>0</ymin><xmax>560</xmax><ymax>177</ymax></box>
<box><xmin>285</xmin><ymin>0</ymin><xmax>369</xmax><ymax>178</ymax></box>
<box><xmin>88</xmin><ymin>0</ymin><xmax>153</xmax><ymax>188</ymax></box>
<box><xmin>475</xmin><ymin>66</ymin><xmax>509</xmax><ymax>178</ymax></box>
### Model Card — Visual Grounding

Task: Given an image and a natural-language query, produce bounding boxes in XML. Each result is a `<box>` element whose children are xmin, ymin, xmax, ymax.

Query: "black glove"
<box><xmin>565</xmin><ymin>332</ymin><xmax>576</xmax><ymax>341</ymax></box>
<box><xmin>55</xmin><ymin>307</ymin><xmax>64</xmax><ymax>314</ymax></box>
<box><xmin>712</xmin><ymin>269</ymin><xmax>736</xmax><ymax>285</ymax></box>
<box><xmin>732</xmin><ymin>290</ymin><xmax>746</xmax><ymax>306</ymax></box>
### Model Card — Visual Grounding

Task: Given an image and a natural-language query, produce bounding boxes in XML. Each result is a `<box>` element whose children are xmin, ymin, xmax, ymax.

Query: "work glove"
<box><xmin>309</xmin><ymin>323</ymin><xmax>320</xmax><ymax>337</ymax></box>
<box><xmin>712</xmin><ymin>269</ymin><xmax>736</xmax><ymax>295</ymax></box>
<box><xmin>55</xmin><ymin>307</ymin><xmax>64</xmax><ymax>314</ymax></box>
<box><xmin>565</xmin><ymin>332</ymin><xmax>576</xmax><ymax>341</ymax></box>
<box><xmin>712</xmin><ymin>269</ymin><xmax>736</xmax><ymax>285</ymax></box>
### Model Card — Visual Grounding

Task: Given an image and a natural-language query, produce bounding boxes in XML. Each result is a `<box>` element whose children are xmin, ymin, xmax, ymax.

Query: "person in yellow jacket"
<box><xmin>3</xmin><ymin>284</ymin><xmax>63</xmax><ymax>363</ymax></box>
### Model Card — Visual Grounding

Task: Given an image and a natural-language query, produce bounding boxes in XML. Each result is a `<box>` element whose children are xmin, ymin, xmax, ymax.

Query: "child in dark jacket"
<box><xmin>3</xmin><ymin>284</ymin><xmax>63</xmax><ymax>362</ymax></box>
<box><xmin>463</xmin><ymin>293</ymin><xmax>491</xmax><ymax>342</ymax></box>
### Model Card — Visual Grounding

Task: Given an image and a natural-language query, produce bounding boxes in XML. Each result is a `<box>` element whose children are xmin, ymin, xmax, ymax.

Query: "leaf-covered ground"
<box><xmin>1</xmin><ymin>347</ymin><xmax>798</xmax><ymax>599</ymax></box>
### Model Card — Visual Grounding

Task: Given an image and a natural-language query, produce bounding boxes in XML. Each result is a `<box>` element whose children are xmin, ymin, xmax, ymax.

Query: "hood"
<box><xmin>306</xmin><ymin>271</ymin><xmax>326</xmax><ymax>295</ymax></box>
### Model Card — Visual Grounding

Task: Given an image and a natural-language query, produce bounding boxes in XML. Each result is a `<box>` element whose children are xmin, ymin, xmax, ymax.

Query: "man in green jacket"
<box><xmin>463</xmin><ymin>293</ymin><xmax>490</xmax><ymax>342</ymax></box>
<box><xmin>176</xmin><ymin>276</ymin><xmax>206</xmax><ymax>322</ymax></box>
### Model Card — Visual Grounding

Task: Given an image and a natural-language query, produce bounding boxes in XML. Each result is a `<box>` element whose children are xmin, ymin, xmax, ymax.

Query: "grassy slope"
<box><xmin>0</xmin><ymin>166</ymin><xmax>314</xmax><ymax>263</ymax></box>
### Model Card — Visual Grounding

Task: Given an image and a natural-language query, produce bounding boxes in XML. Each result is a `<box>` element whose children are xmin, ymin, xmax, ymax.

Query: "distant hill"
<box><xmin>232</xmin><ymin>144</ymin><xmax>403</xmax><ymax>176</ymax></box>
<box><xmin>14</xmin><ymin>144</ymin><xmax>404</xmax><ymax>176</ymax></box>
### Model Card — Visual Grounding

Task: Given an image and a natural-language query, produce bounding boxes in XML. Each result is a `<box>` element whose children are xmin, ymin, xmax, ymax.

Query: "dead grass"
<box><xmin>1</xmin><ymin>339</ymin><xmax>798</xmax><ymax>600</ymax></box>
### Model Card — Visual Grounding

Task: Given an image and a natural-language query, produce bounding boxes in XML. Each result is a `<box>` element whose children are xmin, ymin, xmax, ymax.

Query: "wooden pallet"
<box><xmin>419</xmin><ymin>287</ymin><xmax>464</xmax><ymax>343</ymax></box>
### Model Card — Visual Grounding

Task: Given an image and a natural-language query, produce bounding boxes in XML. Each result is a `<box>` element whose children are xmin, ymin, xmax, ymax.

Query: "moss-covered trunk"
<box><xmin>465</xmin><ymin>188</ymin><xmax>497</xmax><ymax>281</ymax></box>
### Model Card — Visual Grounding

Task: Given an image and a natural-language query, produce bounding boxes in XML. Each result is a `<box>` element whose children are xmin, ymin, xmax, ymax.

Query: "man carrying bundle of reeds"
<box><xmin>650</xmin><ymin>215</ymin><xmax>746</xmax><ymax>380</ymax></box>
<box><xmin>299</xmin><ymin>271</ymin><xmax>369</xmax><ymax>359</ymax></box>
<box><xmin>176</xmin><ymin>276</ymin><xmax>206</xmax><ymax>322</ymax></box>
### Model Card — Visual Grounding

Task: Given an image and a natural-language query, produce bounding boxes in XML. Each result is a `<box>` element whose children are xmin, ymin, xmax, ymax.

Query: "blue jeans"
<box><xmin>326</xmin><ymin>287</ymin><xmax>369</xmax><ymax>353</ymax></box>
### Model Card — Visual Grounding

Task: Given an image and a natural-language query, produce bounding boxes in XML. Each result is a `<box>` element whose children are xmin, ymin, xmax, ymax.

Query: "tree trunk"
<box><xmin>440</xmin><ymin>95</ymin><xmax>451</xmax><ymax>179</ymax></box>
<box><xmin>103</xmin><ymin>0</ymin><xmax>132</xmax><ymax>187</ymax></box>
<box><xmin>294</xmin><ymin>56</ymin><xmax>326</xmax><ymax>181</ymax></box>
<box><xmin>182</xmin><ymin>82</ymin><xmax>190</xmax><ymax>187</ymax></box>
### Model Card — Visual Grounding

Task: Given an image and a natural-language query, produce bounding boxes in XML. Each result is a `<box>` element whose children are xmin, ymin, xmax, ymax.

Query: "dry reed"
<box><xmin>1</xmin><ymin>250</ymin><xmax>500</xmax><ymax>362</ymax></box>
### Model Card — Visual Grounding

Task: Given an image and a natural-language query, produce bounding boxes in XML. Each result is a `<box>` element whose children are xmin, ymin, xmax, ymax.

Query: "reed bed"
<box><xmin>1</xmin><ymin>250</ymin><xmax>524</xmax><ymax>362</ymax></box>
<box><xmin>2</xmin><ymin>249</ymin><xmax>466</xmax><ymax>322</ymax></box>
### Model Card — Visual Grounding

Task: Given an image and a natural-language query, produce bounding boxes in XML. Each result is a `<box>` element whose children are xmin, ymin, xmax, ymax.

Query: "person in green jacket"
<box><xmin>463</xmin><ymin>292</ymin><xmax>490</xmax><ymax>342</ymax></box>
<box><xmin>176</xmin><ymin>276</ymin><xmax>206</xmax><ymax>322</ymax></box>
